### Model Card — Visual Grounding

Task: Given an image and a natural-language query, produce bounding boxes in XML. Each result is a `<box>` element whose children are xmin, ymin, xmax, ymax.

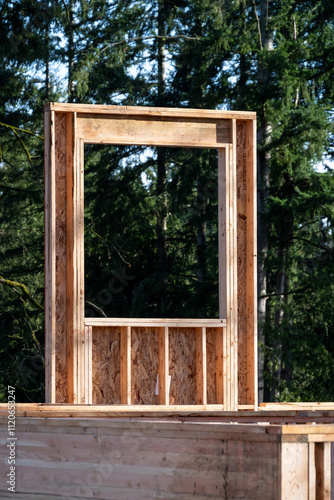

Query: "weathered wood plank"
<box><xmin>281</xmin><ymin>442</ymin><xmax>309</xmax><ymax>499</ymax></box>
<box><xmin>77</xmin><ymin>114</ymin><xmax>231</xmax><ymax>148</ymax></box>
<box><xmin>85</xmin><ymin>318</ymin><xmax>226</xmax><ymax>328</ymax></box>
<box><xmin>46</xmin><ymin>102</ymin><xmax>256</xmax><ymax>120</ymax></box>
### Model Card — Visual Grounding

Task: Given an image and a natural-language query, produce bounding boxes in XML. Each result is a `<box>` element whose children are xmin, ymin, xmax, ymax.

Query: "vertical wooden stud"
<box><xmin>84</xmin><ymin>325</ymin><xmax>92</xmax><ymax>404</ymax></box>
<box><xmin>158</xmin><ymin>327</ymin><xmax>169</xmax><ymax>405</ymax></box>
<box><xmin>66</xmin><ymin>112</ymin><xmax>75</xmax><ymax>403</ymax></box>
<box><xmin>230</xmin><ymin>119</ymin><xmax>238</xmax><ymax>411</ymax></box>
<box><xmin>120</xmin><ymin>326</ymin><xmax>131</xmax><ymax>404</ymax></box>
<box><xmin>309</xmin><ymin>442</ymin><xmax>316</xmax><ymax>500</ymax></box>
<box><xmin>218</xmin><ymin>147</ymin><xmax>230</xmax><ymax>410</ymax></box>
<box><xmin>314</xmin><ymin>442</ymin><xmax>331</xmax><ymax>500</ymax></box>
<box><xmin>44</xmin><ymin>108</ymin><xmax>56</xmax><ymax>403</ymax></box>
<box><xmin>246</xmin><ymin>118</ymin><xmax>258</xmax><ymax>408</ymax></box>
<box><xmin>196</xmin><ymin>327</ymin><xmax>207</xmax><ymax>405</ymax></box>
<box><xmin>215</xmin><ymin>327</ymin><xmax>225</xmax><ymax>405</ymax></box>
<box><xmin>77</xmin><ymin>135</ymin><xmax>85</xmax><ymax>403</ymax></box>
<box><xmin>218</xmin><ymin>139</ymin><xmax>238</xmax><ymax>411</ymax></box>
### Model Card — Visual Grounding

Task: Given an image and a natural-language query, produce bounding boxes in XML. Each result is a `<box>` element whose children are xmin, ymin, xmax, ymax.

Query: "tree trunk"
<box><xmin>256</xmin><ymin>0</ymin><xmax>274</xmax><ymax>402</ymax></box>
<box><xmin>68</xmin><ymin>0</ymin><xmax>74</xmax><ymax>103</ymax></box>
<box><xmin>196</xmin><ymin>178</ymin><xmax>207</xmax><ymax>317</ymax></box>
<box><xmin>156</xmin><ymin>0</ymin><xmax>168</xmax><ymax>316</ymax></box>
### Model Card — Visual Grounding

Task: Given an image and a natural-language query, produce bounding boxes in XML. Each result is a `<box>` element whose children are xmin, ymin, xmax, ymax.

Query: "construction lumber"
<box><xmin>0</xmin><ymin>415</ymin><xmax>332</xmax><ymax>499</ymax></box>
<box><xmin>44</xmin><ymin>104</ymin><xmax>258</xmax><ymax>408</ymax></box>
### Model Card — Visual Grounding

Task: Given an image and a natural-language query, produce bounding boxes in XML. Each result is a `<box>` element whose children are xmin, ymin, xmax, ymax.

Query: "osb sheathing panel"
<box><xmin>92</xmin><ymin>326</ymin><xmax>120</xmax><ymax>404</ymax></box>
<box><xmin>90</xmin><ymin>326</ymin><xmax>219</xmax><ymax>405</ymax></box>
<box><xmin>131</xmin><ymin>327</ymin><xmax>159</xmax><ymax>404</ymax></box>
<box><xmin>237</xmin><ymin>121</ymin><xmax>248</xmax><ymax>405</ymax></box>
<box><xmin>169</xmin><ymin>328</ymin><xmax>196</xmax><ymax>405</ymax></box>
<box><xmin>54</xmin><ymin>112</ymin><xmax>67</xmax><ymax>403</ymax></box>
<box><xmin>206</xmin><ymin>328</ymin><xmax>217</xmax><ymax>404</ymax></box>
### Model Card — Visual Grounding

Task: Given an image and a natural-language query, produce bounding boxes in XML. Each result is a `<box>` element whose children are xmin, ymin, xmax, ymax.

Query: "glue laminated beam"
<box><xmin>120</xmin><ymin>326</ymin><xmax>131</xmax><ymax>404</ymax></box>
<box><xmin>196</xmin><ymin>327</ymin><xmax>207</xmax><ymax>405</ymax></box>
<box><xmin>158</xmin><ymin>327</ymin><xmax>169</xmax><ymax>405</ymax></box>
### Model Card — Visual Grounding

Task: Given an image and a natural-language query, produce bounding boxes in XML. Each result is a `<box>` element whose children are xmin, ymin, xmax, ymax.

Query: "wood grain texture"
<box><xmin>85</xmin><ymin>318</ymin><xmax>226</xmax><ymax>327</ymax></box>
<box><xmin>281</xmin><ymin>442</ymin><xmax>309</xmax><ymax>499</ymax></box>
<box><xmin>46</xmin><ymin>102</ymin><xmax>256</xmax><ymax>120</ymax></box>
<box><xmin>206</xmin><ymin>328</ymin><xmax>216</xmax><ymax>404</ymax></box>
<box><xmin>236</xmin><ymin>121</ymin><xmax>248</xmax><ymax>405</ymax></box>
<box><xmin>169</xmin><ymin>328</ymin><xmax>196</xmax><ymax>405</ymax></box>
<box><xmin>246</xmin><ymin>118</ymin><xmax>258</xmax><ymax>407</ymax></box>
<box><xmin>92</xmin><ymin>326</ymin><xmax>120</xmax><ymax>404</ymax></box>
<box><xmin>196</xmin><ymin>327</ymin><xmax>207</xmax><ymax>405</ymax></box>
<box><xmin>77</xmin><ymin>114</ymin><xmax>231</xmax><ymax>148</ymax></box>
<box><xmin>120</xmin><ymin>326</ymin><xmax>131</xmax><ymax>404</ymax></box>
<box><xmin>44</xmin><ymin>108</ymin><xmax>56</xmax><ymax>403</ymax></box>
<box><xmin>158</xmin><ymin>327</ymin><xmax>169</xmax><ymax>405</ymax></box>
<box><xmin>0</xmin><ymin>418</ymin><xmax>282</xmax><ymax>500</ymax></box>
<box><xmin>131</xmin><ymin>327</ymin><xmax>159</xmax><ymax>404</ymax></box>
<box><xmin>54</xmin><ymin>112</ymin><xmax>68</xmax><ymax>403</ymax></box>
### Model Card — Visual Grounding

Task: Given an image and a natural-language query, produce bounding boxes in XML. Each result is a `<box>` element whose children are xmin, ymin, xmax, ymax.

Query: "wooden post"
<box><xmin>44</xmin><ymin>108</ymin><xmax>56</xmax><ymax>404</ymax></box>
<box><xmin>245</xmin><ymin>119</ymin><xmax>258</xmax><ymax>408</ymax></box>
<box><xmin>84</xmin><ymin>326</ymin><xmax>92</xmax><ymax>404</ymax></box>
<box><xmin>218</xmin><ymin>144</ymin><xmax>238</xmax><ymax>411</ymax></box>
<box><xmin>158</xmin><ymin>327</ymin><xmax>169</xmax><ymax>405</ymax></box>
<box><xmin>216</xmin><ymin>327</ymin><xmax>225</xmax><ymax>405</ymax></box>
<box><xmin>120</xmin><ymin>326</ymin><xmax>131</xmax><ymax>404</ymax></box>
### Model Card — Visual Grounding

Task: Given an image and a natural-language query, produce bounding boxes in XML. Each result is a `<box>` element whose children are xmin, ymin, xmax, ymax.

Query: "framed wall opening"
<box><xmin>84</xmin><ymin>144</ymin><xmax>219</xmax><ymax>320</ymax></box>
<box><xmin>44</xmin><ymin>103</ymin><xmax>257</xmax><ymax>410</ymax></box>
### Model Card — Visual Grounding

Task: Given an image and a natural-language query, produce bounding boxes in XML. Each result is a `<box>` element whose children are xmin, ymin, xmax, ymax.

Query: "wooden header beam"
<box><xmin>44</xmin><ymin>103</ymin><xmax>257</xmax><ymax>410</ymax></box>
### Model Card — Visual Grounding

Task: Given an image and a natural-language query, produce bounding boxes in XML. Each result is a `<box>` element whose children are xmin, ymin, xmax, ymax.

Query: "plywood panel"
<box><xmin>77</xmin><ymin>114</ymin><xmax>231</xmax><ymax>148</ymax></box>
<box><xmin>92</xmin><ymin>326</ymin><xmax>120</xmax><ymax>404</ymax></box>
<box><xmin>169</xmin><ymin>328</ymin><xmax>196</xmax><ymax>405</ymax></box>
<box><xmin>131</xmin><ymin>327</ymin><xmax>159</xmax><ymax>404</ymax></box>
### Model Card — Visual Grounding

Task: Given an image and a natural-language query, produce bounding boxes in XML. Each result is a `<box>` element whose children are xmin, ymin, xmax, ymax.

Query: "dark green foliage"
<box><xmin>0</xmin><ymin>0</ymin><xmax>333</xmax><ymax>402</ymax></box>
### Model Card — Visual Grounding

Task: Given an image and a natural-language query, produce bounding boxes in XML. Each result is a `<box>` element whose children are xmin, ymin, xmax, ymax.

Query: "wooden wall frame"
<box><xmin>44</xmin><ymin>103</ymin><xmax>257</xmax><ymax>411</ymax></box>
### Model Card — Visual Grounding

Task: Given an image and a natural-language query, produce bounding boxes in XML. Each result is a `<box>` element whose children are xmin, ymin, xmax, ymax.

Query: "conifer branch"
<box><xmin>100</xmin><ymin>34</ymin><xmax>200</xmax><ymax>54</ymax></box>
<box><xmin>0</xmin><ymin>276</ymin><xmax>44</xmax><ymax>311</ymax></box>
<box><xmin>0</xmin><ymin>122</ymin><xmax>43</xmax><ymax>140</ymax></box>
<box><xmin>252</xmin><ymin>0</ymin><xmax>263</xmax><ymax>50</ymax></box>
